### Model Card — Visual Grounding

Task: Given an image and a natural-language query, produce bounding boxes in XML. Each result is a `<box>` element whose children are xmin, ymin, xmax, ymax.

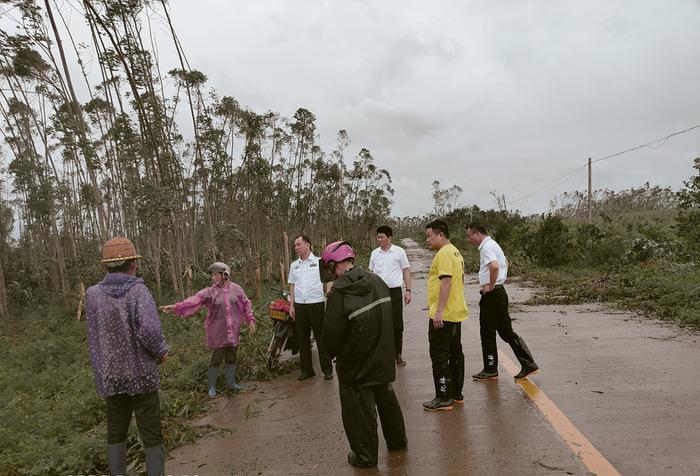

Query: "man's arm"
<box><xmin>288</xmin><ymin>283</ymin><xmax>296</xmax><ymax>318</ymax></box>
<box><xmin>434</xmin><ymin>276</ymin><xmax>452</xmax><ymax>328</ymax></box>
<box><xmin>134</xmin><ymin>286</ymin><xmax>169</xmax><ymax>362</ymax></box>
<box><xmin>483</xmin><ymin>261</ymin><xmax>499</xmax><ymax>292</ymax></box>
<box><xmin>402</xmin><ymin>267</ymin><xmax>412</xmax><ymax>305</ymax></box>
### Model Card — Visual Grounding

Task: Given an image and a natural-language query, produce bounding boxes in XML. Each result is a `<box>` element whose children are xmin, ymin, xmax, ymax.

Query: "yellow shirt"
<box><xmin>427</xmin><ymin>242</ymin><xmax>469</xmax><ymax>322</ymax></box>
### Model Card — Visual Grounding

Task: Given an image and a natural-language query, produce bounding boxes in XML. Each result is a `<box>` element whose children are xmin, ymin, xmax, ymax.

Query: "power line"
<box><xmin>508</xmin><ymin>123</ymin><xmax>700</xmax><ymax>207</ymax></box>
<box><xmin>509</xmin><ymin>165</ymin><xmax>585</xmax><ymax>205</ymax></box>
<box><xmin>591</xmin><ymin>123</ymin><xmax>700</xmax><ymax>164</ymax></box>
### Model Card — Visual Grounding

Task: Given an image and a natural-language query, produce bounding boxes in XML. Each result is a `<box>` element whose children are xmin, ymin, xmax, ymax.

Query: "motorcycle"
<box><xmin>266</xmin><ymin>288</ymin><xmax>298</xmax><ymax>370</ymax></box>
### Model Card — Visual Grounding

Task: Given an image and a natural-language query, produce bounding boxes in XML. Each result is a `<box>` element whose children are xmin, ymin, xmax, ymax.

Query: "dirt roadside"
<box><xmin>166</xmin><ymin>239</ymin><xmax>700</xmax><ymax>476</ymax></box>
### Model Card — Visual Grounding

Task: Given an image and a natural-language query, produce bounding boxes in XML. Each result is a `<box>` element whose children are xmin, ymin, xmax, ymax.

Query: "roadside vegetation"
<box><xmin>0</xmin><ymin>283</ymin><xmax>294</xmax><ymax>475</ymax></box>
<box><xmin>434</xmin><ymin>168</ymin><xmax>700</xmax><ymax>330</ymax></box>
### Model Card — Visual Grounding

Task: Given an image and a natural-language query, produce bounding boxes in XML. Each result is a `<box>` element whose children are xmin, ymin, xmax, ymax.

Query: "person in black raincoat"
<box><xmin>321</xmin><ymin>240</ymin><xmax>407</xmax><ymax>469</ymax></box>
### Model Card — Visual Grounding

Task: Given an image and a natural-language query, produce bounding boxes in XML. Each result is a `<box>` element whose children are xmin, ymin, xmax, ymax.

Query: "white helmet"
<box><xmin>207</xmin><ymin>262</ymin><xmax>230</xmax><ymax>278</ymax></box>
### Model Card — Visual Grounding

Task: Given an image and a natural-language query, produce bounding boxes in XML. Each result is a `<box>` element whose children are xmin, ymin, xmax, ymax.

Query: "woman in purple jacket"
<box><xmin>161</xmin><ymin>262</ymin><xmax>256</xmax><ymax>397</ymax></box>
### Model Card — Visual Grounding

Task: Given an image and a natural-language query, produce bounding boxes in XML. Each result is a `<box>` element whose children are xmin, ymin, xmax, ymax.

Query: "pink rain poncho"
<box><xmin>174</xmin><ymin>282</ymin><xmax>256</xmax><ymax>348</ymax></box>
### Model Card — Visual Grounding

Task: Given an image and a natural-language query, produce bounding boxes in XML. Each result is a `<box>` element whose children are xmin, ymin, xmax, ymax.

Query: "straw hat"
<box><xmin>101</xmin><ymin>237</ymin><xmax>141</xmax><ymax>264</ymax></box>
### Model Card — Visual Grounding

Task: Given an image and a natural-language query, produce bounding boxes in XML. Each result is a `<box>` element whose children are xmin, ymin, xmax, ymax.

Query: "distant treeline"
<box><xmin>549</xmin><ymin>182</ymin><xmax>677</xmax><ymax>218</ymax></box>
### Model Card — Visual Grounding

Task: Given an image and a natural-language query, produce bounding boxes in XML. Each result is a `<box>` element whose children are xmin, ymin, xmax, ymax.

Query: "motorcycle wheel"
<box><xmin>267</xmin><ymin>334</ymin><xmax>284</xmax><ymax>370</ymax></box>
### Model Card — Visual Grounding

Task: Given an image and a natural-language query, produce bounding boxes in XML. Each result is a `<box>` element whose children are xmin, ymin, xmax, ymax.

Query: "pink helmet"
<box><xmin>321</xmin><ymin>240</ymin><xmax>355</xmax><ymax>266</ymax></box>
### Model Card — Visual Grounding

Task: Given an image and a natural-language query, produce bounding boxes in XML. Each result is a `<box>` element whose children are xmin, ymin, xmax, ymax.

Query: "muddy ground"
<box><xmin>166</xmin><ymin>239</ymin><xmax>700</xmax><ymax>476</ymax></box>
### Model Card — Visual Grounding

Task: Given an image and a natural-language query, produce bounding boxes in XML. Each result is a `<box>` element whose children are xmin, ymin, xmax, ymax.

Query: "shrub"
<box><xmin>676</xmin><ymin>156</ymin><xmax>700</xmax><ymax>259</ymax></box>
<box><xmin>526</xmin><ymin>214</ymin><xmax>570</xmax><ymax>266</ymax></box>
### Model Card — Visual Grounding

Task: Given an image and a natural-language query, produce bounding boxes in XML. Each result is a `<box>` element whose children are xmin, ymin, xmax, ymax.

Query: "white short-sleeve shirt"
<box><xmin>288</xmin><ymin>253</ymin><xmax>324</xmax><ymax>304</ymax></box>
<box><xmin>369</xmin><ymin>244</ymin><xmax>410</xmax><ymax>289</ymax></box>
<box><xmin>478</xmin><ymin>237</ymin><xmax>508</xmax><ymax>286</ymax></box>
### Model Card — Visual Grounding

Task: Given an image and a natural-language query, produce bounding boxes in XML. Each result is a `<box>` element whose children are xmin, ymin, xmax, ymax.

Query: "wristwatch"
<box><xmin>405</xmin><ymin>289</ymin><xmax>411</xmax><ymax>292</ymax></box>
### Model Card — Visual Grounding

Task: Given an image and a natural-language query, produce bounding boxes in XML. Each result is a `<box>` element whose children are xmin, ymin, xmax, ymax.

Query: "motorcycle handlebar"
<box><xmin>269</xmin><ymin>287</ymin><xmax>290</xmax><ymax>300</ymax></box>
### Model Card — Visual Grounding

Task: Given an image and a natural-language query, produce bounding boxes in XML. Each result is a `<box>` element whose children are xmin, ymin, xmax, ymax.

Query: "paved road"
<box><xmin>167</xmin><ymin>239</ymin><xmax>700</xmax><ymax>475</ymax></box>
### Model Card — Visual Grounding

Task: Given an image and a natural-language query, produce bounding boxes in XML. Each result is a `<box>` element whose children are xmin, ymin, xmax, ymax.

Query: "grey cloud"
<box><xmin>167</xmin><ymin>1</ymin><xmax>700</xmax><ymax>217</ymax></box>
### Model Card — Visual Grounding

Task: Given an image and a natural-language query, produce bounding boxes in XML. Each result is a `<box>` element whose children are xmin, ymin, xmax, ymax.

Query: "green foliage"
<box><xmin>525</xmin><ymin>259</ymin><xmax>700</xmax><ymax>328</ymax></box>
<box><xmin>526</xmin><ymin>214</ymin><xmax>570</xmax><ymax>266</ymax></box>
<box><xmin>0</xmin><ymin>288</ymin><xmax>293</xmax><ymax>474</ymax></box>
<box><xmin>676</xmin><ymin>156</ymin><xmax>700</xmax><ymax>259</ymax></box>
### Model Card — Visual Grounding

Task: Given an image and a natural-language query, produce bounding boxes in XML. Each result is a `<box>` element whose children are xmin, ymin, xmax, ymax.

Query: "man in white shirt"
<box><xmin>288</xmin><ymin>234</ymin><xmax>333</xmax><ymax>381</ymax></box>
<box><xmin>369</xmin><ymin>226</ymin><xmax>412</xmax><ymax>365</ymax></box>
<box><xmin>466</xmin><ymin>224</ymin><xmax>539</xmax><ymax>381</ymax></box>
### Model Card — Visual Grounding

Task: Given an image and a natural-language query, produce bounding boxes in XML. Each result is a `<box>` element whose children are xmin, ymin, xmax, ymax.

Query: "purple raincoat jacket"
<box><xmin>85</xmin><ymin>273</ymin><xmax>169</xmax><ymax>397</ymax></box>
<box><xmin>174</xmin><ymin>282</ymin><xmax>255</xmax><ymax>348</ymax></box>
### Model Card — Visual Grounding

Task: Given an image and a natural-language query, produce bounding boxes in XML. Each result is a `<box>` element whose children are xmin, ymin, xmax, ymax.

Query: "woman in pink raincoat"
<box><xmin>161</xmin><ymin>262</ymin><xmax>256</xmax><ymax>397</ymax></box>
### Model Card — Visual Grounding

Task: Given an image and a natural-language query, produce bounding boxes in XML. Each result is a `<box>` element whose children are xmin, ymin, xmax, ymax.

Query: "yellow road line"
<box><xmin>499</xmin><ymin>351</ymin><xmax>622</xmax><ymax>476</ymax></box>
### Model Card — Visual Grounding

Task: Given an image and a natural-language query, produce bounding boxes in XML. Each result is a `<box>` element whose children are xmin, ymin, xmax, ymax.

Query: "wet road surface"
<box><xmin>167</xmin><ymin>239</ymin><xmax>700</xmax><ymax>475</ymax></box>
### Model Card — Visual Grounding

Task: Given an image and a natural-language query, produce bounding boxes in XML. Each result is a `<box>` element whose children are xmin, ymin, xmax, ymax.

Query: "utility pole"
<box><xmin>587</xmin><ymin>157</ymin><xmax>592</xmax><ymax>224</ymax></box>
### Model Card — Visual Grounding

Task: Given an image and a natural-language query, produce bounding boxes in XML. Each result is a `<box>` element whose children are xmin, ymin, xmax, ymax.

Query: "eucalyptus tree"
<box><xmin>290</xmin><ymin>107</ymin><xmax>316</xmax><ymax>219</ymax></box>
<box><xmin>0</xmin><ymin>0</ymin><xmax>396</xmax><ymax>311</ymax></box>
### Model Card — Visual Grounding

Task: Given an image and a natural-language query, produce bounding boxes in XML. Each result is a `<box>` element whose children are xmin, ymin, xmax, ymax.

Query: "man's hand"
<box><xmin>404</xmin><ymin>290</ymin><xmax>412</xmax><ymax>305</ymax></box>
<box><xmin>480</xmin><ymin>283</ymin><xmax>494</xmax><ymax>294</ymax></box>
<box><xmin>289</xmin><ymin>305</ymin><xmax>295</xmax><ymax>319</ymax></box>
<box><xmin>159</xmin><ymin>305</ymin><xmax>175</xmax><ymax>314</ymax></box>
<box><xmin>248</xmin><ymin>321</ymin><xmax>257</xmax><ymax>335</ymax></box>
<box><xmin>433</xmin><ymin>311</ymin><xmax>444</xmax><ymax>329</ymax></box>
<box><xmin>160</xmin><ymin>352</ymin><xmax>168</xmax><ymax>364</ymax></box>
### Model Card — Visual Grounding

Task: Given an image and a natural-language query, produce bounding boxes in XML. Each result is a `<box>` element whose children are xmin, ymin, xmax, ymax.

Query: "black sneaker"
<box><xmin>347</xmin><ymin>452</ymin><xmax>376</xmax><ymax>468</ymax></box>
<box><xmin>297</xmin><ymin>372</ymin><xmax>315</xmax><ymax>381</ymax></box>
<box><xmin>514</xmin><ymin>364</ymin><xmax>539</xmax><ymax>379</ymax></box>
<box><xmin>472</xmin><ymin>370</ymin><xmax>499</xmax><ymax>381</ymax></box>
<box><xmin>452</xmin><ymin>393</ymin><xmax>464</xmax><ymax>404</ymax></box>
<box><xmin>422</xmin><ymin>397</ymin><xmax>453</xmax><ymax>412</ymax></box>
<box><xmin>323</xmin><ymin>372</ymin><xmax>333</xmax><ymax>380</ymax></box>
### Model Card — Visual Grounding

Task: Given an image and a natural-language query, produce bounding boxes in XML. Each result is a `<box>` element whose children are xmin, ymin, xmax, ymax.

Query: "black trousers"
<box><xmin>106</xmin><ymin>392</ymin><xmax>162</xmax><ymax>447</ymax></box>
<box><xmin>427</xmin><ymin>320</ymin><xmax>464</xmax><ymax>399</ymax></box>
<box><xmin>338</xmin><ymin>381</ymin><xmax>407</xmax><ymax>465</ymax></box>
<box><xmin>294</xmin><ymin>302</ymin><xmax>332</xmax><ymax>375</ymax></box>
<box><xmin>388</xmin><ymin>287</ymin><xmax>404</xmax><ymax>356</ymax></box>
<box><xmin>479</xmin><ymin>286</ymin><xmax>536</xmax><ymax>372</ymax></box>
<box><xmin>209</xmin><ymin>346</ymin><xmax>238</xmax><ymax>365</ymax></box>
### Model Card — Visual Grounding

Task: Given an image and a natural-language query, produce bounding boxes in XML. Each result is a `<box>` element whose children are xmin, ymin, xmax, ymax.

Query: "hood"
<box><xmin>98</xmin><ymin>273</ymin><xmax>144</xmax><ymax>298</ymax></box>
<box><xmin>331</xmin><ymin>266</ymin><xmax>372</xmax><ymax>296</ymax></box>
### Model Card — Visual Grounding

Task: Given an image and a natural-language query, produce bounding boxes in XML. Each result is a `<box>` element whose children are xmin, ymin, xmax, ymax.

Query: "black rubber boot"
<box><xmin>423</xmin><ymin>367</ymin><xmax>453</xmax><ymax>411</ymax></box>
<box><xmin>145</xmin><ymin>444</ymin><xmax>166</xmax><ymax>476</ymax></box>
<box><xmin>107</xmin><ymin>442</ymin><xmax>127</xmax><ymax>476</ymax></box>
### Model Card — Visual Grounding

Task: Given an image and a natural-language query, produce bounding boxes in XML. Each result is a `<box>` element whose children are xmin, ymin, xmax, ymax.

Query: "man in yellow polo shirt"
<box><xmin>423</xmin><ymin>219</ymin><xmax>468</xmax><ymax>412</ymax></box>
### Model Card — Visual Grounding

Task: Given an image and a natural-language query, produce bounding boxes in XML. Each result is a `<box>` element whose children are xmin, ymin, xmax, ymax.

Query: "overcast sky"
<box><xmin>138</xmin><ymin>1</ymin><xmax>700</xmax><ymax>215</ymax></box>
